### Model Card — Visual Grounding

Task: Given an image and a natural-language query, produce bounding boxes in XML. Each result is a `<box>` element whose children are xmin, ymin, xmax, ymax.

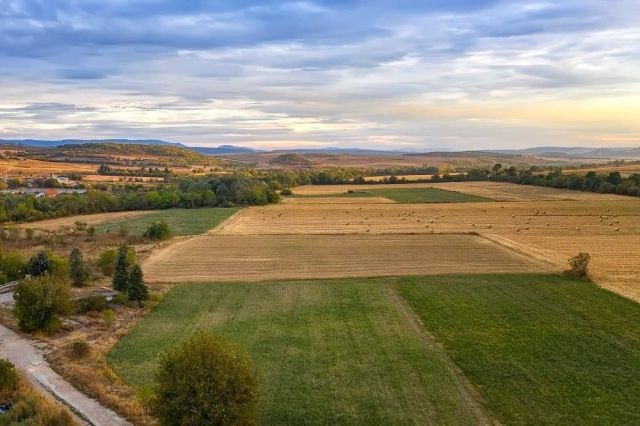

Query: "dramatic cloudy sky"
<box><xmin>1</xmin><ymin>0</ymin><xmax>639</xmax><ymax>150</ymax></box>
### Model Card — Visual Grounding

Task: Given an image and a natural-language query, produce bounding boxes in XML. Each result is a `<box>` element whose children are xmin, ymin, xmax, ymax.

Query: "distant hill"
<box><xmin>487</xmin><ymin>147</ymin><xmax>640</xmax><ymax>159</ymax></box>
<box><xmin>31</xmin><ymin>143</ymin><xmax>222</xmax><ymax>167</ymax></box>
<box><xmin>268</xmin><ymin>153</ymin><xmax>314</xmax><ymax>166</ymax></box>
<box><xmin>0</xmin><ymin>138</ymin><xmax>185</xmax><ymax>148</ymax></box>
<box><xmin>191</xmin><ymin>145</ymin><xmax>260</xmax><ymax>156</ymax></box>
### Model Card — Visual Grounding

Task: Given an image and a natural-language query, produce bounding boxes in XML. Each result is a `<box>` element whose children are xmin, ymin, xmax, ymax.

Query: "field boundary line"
<box><xmin>207</xmin><ymin>208</ymin><xmax>247</xmax><ymax>234</ymax></box>
<box><xmin>385</xmin><ymin>284</ymin><xmax>498</xmax><ymax>426</ymax></box>
<box><xmin>480</xmin><ymin>234</ymin><xmax>561</xmax><ymax>272</ymax></box>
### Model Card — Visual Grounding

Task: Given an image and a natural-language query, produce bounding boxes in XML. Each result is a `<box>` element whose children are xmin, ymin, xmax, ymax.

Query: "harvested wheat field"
<box><xmin>293</xmin><ymin>182</ymin><xmax>630</xmax><ymax>201</ymax></box>
<box><xmin>16</xmin><ymin>210</ymin><xmax>155</xmax><ymax>231</ymax></box>
<box><xmin>216</xmin><ymin>199</ymin><xmax>640</xmax><ymax>236</ymax></box>
<box><xmin>486</xmin><ymin>234</ymin><xmax>640</xmax><ymax>302</ymax></box>
<box><xmin>143</xmin><ymin>233</ymin><xmax>550</xmax><ymax>283</ymax></box>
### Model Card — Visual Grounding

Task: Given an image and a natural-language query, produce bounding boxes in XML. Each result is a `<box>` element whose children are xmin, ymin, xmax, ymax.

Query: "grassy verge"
<box><xmin>108</xmin><ymin>278</ymin><xmax>488</xmax><ymax>424</ymax></box>
<box><xmin>95</xmin><ymin>207</ymin><xmax>240</xmax><ymax>236</ymax></box>
<box><xmin>398</xmin><ymin>274</ymin><xmax>640</xmax><ymax>425</ymax></box>
<box><xmin>367</xmin><ymin>187</ymin><xmax>492</xmax><ymax>203</ymax></box>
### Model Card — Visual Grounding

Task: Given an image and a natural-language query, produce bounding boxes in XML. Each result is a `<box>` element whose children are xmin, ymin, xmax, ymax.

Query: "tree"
<box><xmin>13</xmin><ymin>275</ymin><xmax>72</xmax><ymax>333</ymax></box>
<box><xmin>69</xmin><ymin>248</ymin><xmax>90</xmax><ymax>287</ymax></box>
<box><xmin>567</xmin><ymin>252</ymin><xmax>591</xmax><ymax>278</ymax></box>
<box><xmin>98</xmin><ymin>249</ymin><xmax>117</xmax><ymax>276</ymax></box>
<box><xmin>153</xmin><ymin>332</ymin><xmax>258</xmax><ymax>425</ymax></box>
<box><xmin>26</xmin><ymin>251</ymin><xmax>50</xmax><ymax>277</ymax></box>
<box><xmin>127</xmin><ymin>264</ymin><xmax>149</xmax><ymax>306</ymax></box>
<box><xmin>492</xmin><ymin>163</ymin><xmax>503</xmax><ymax>173</ymax></box>
<box><xmin>143</xmin><ymin>220</ymin><xmax>171</xmax><ymax>241</ymax></box>
<box><xmin>113</xmin><ymin>245</ymin><xmax>131</xmax><ymax>292</ymax></box>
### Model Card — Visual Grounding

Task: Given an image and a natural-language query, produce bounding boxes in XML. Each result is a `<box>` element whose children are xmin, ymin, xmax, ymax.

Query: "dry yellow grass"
<box><xmin>143</xmin><ymin>233</ymin><xmax>550</xmax><ymax>283</ymax></box>
<box><xmin>17</xmin><ymin>210</ymin><xmax>155</xmax><ymax>231</ymax></box>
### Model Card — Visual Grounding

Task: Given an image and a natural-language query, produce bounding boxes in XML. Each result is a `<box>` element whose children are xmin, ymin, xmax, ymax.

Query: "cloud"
<box><xmin>0</xmin><ymin>0</ymin><xmax>639</xmax><ymax>149</ymax></box>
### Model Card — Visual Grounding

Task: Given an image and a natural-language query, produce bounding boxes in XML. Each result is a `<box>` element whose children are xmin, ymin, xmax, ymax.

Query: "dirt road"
<box><xmin>0</xmin><ymin>324</ymin><xmax>129</xmax><ymax>426</ymax></box>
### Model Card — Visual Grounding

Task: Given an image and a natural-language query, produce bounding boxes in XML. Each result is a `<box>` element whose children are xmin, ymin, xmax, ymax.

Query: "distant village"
<box><xmin>0</xmin><ymin>174</ymin><xmax>86</xmax><ymax>198</ymax></box>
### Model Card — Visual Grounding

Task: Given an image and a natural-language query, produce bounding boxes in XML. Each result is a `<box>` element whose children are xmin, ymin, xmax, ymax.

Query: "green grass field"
<box><xmin>108</xmin><ymin>278</ymin><xmax>489</xmax><ymax>424</ymax></box>
<box><xmin>367</xmin><ymin>187</ymin><xmax>491</xmax><ymax>203</ymax></box>
<box><xmin>398</xmin><ymin>274</ymin><xmax>640</xmax><ymax>425</ymax></box>
<box><xmin>95</xmin><ymin>207</ymin><xmax>240</xmax><ymax>236</ymax></box>
<box><xmin>109</xmin><ymin>274</ymin><xmax>640</xmax><ymax>424</ymax></box>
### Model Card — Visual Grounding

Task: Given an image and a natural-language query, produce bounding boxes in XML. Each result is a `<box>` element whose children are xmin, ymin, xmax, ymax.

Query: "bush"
<box><xmin>98</xmin><ymin>249</ymin><xmax>117</xmax><ymax>276</ymax></box>
<box><xmin>280</xmin><ymin>188</ymin><xmax>292</xmax><ymax>196</ymax></box>
<box><xmin>68</xmin><ymin>340</ymin><xmax>91</xmax><ymax>359</ymax></box>
<box><xmin>76</xmin><ymin>295</ymin><xmax>107</xmax><ymax>314</ymax></box>
<box><xmin>26</xmin><ymin>251</ymin><xmax>50</xmax><ymax>277</ymax></box>
<box><xmin>566</xmin><ymin>252</ymin><xmax>591</xmax><ymax>278</ymax></box>
<box><xmin>0</xmin><ymin>250</ymin><xmax>26</xmax><ymax>281</ymax></box>
<box><xmin>13</xmin><ymin>275</ymin><xmax>72</xmax><ymax>333</ymax></box>
<box><xmin>0</xmin><ymin>358</ymin><xmax>19</xmax><ymax>399</ymax></box>
<box><xmin>153</xmin><ymin>332</ymin><xmax>258</xmax><ymax>425</ymax></box>
<box><xmin>103</xmin><ymin>309</ymin><xmax>114</xmax><ymax>330</ymax></box>
<box><xmin>143</xmin><ymin>221</ymin><xmax>171</xmax><ymax>241</ymax></box>
<box><xmin>24</xmin><ymin>228</ymin><xmax>35</xmax><ymax>240</ymax></box>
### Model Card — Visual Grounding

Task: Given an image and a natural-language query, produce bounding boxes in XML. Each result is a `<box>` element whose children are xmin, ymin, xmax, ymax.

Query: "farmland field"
<box><xmin>366</xmin><ymin>187</ymin><xmax>491</xmax><ymax>203</ymax></box>
<box><xmin>143</xmin><ymin>233</ymin><xmax>549</xmax><ymax>283</ymax></box>
<box><xmin>110</xmin><ymin>274</ymin><xmax>640</xmax><ymax>424</ymax></box>
<box><xmin>96</xmin><ymin>207</ymin><xmax>240</xmax><ymax>236</ymax></box>
<box><xmin>293</xmin><ymin>182</ymin><xmax>631</xmax><ymax>201</ymax></box>
<box><xmin>0</xmin><ymin>157</ymin><xmax>99</xmax><ymax>177</ymax></box>
<box><xmin>108</xmin><ymin>277</ymin><xmax>493</xmax><ymax>424</ymax></box>
<box><xmin>399</xmin><ymin>274</ymin><xmax>640</xmax><ymax>424</ymax></box>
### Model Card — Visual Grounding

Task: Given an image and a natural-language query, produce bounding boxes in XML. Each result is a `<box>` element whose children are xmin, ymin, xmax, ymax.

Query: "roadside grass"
<box><xmin>108</xmin><ymin>278</ymin><xmax>489</xmax><ymax>425</ymax></box>
<box><xmin>95</xmin><ymin>207</ymin><xmax>240</xmax><ymax>236</ymax></box>
<box><xmin>367</xmin><ymin>187</ymin><xmax>492</xmax><ymax>203</ymax></box>
<box><xmin>398</xmin><ymin>274</ymin><xmax>640</xmax><ymax>425</ymax></box>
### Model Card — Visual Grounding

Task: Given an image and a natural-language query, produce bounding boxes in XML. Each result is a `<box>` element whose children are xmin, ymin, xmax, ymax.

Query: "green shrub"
<box><xmin>13</xmin><ymin>275</ymin><xmax>72</xmax><ymax>333</ymax></box>
<box><xmin>143</xmin><ymin>221</ymin><xmax>171</xmax><ymax>241</ymax></box>
<box><xmin>566</xmin><ymin>252</ymin><xmax>591</xmax><ymax>278</ymax></box>
<box><xmin>69</xmin><ymin>340</ymin><xmax>91</xmax><ymax>359</ymax></box>
<box><xmin>0</xmin><ymin>250</ymin><xmax>26</xmax><ymax>281</ymax></box>
<box><xmin>26</xmin><ymin>251</ymin><xmax>50</xmax><ymax>277</ymax></box>
<box><xmin>0</xmin><ymin>358</ymin><xmax>19</xmax><ymax>399</ymax></box>
<box><xmin>76</xmin><ymin>295</ymin><xmax>107</xmax><ymax>314</ymax></box>
<box><xmin>24</xmin><ymin>228</ymin><xmax>35</xmax><ymax>240</ymax></box>
<box><xmin>153</xmin><ymin>332</ymin><xmax>259</xmax><ymax>425</ymax></box>
<box><xmin>280</xmin><ymin>188</ymin><xmax>292</xmax><ymax>196</ymax></box>
<box><xmin>98</xmin><ymin>249</ymin><xmax>117</xmax><ymax>276</ymax></box>
<box><xmin>103</xmin><ymin>309</ymin><xmax>114</xmax><ymax>330</ymax></box>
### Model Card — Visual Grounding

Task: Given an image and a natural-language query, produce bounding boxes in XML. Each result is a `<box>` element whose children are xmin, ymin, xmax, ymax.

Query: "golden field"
<box><xmin>143</xmin><ymin>233</ymin><xmax>549</xmax><ymax>283</ymax></box>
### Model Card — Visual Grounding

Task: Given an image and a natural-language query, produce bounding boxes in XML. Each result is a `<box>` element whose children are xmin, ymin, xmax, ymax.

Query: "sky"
<box><xmin>0</xmin><ymin>0</ymin><xmax>639</xmax><ymax>151</ymax></box>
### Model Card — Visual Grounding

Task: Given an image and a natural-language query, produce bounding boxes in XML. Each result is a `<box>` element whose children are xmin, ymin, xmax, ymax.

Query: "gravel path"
<box><xmin>0</xmin><ymin>324</ymin><xmax>130</xmax><ymax>426</ymax></box>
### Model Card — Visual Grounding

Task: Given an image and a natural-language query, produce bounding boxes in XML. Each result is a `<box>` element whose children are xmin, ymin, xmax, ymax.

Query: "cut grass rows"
<box><xmin>109</xmin><ymin>274</ymin><xmax>640</xmax><ymax>424</ymax></box>
<box><xmin>95</xmin><ymin>207</ymin><xmax>240</xmax><ymax>236</ymax></box>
